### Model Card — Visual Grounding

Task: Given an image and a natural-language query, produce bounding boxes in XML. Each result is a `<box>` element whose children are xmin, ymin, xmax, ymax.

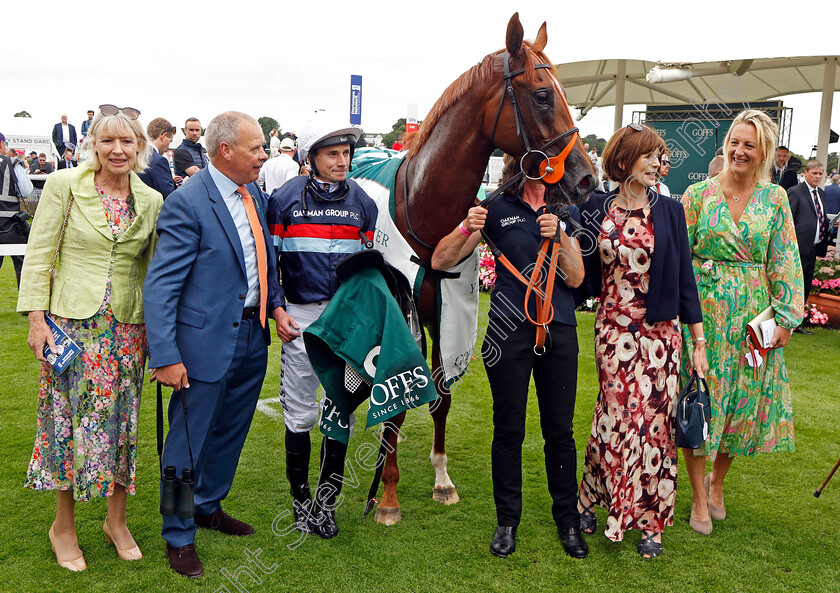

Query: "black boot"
<box><xmin>285</xmin><ymin>429</ymin><xmax>312</xmax><ymax>532</ymax></box>
<box><xmin>312</xmin><ymin>437</ymin><xmax>348</xmax><ymax>539</ymax></box>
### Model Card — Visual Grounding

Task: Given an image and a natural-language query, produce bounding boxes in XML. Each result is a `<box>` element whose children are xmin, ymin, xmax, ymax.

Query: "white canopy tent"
<box><xmin>555</xmin><ymin>56</ymin><xmax>839</xmax><ymax>174</ymax></box>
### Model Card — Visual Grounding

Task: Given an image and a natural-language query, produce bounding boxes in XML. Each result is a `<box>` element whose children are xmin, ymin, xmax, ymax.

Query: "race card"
<box><xmin>43</xmin><ymin>317</ymin><xmax>81</xmax><ymax>374</ymax></box>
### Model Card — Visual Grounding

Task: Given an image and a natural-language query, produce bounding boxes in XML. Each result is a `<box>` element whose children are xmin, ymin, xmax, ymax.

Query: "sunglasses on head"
<box><xmin>99</xmin><ymin>104</ymin><xmax>141</xmax><ymax>120</ymax></box>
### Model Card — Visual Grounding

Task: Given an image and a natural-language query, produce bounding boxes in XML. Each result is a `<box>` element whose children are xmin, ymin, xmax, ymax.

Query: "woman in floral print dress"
<box><xmin>577</xmin><ymin>124</ymin><xmax>707</xmax><ymax>558</ymax></box>
<box><xmin>17</xmin><ymin>108</ymin><xmax>162</xmax><ymax>571</ymax></box>
<box><xmin>679</xmin><ymin>110</ymin><xmax>803</xmax><ymax>534</ymax></box>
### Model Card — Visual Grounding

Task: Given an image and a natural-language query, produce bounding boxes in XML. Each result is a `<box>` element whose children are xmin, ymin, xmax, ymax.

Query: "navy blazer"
<box><xmin>51</xmin><ymin>122</ymin><xmax>77</xmax><ymax>153</ymax></box>
<box><xmin>578</xmin><ymin>188</ymin><xmax>702</xmax><ymax>324</ymax></box>
<box><xmin>143</xmin><ymin>167</ymin><xmax>282</xmax><ymax>383</ymax></box>
<box><xmin>138</xmin><ymin>150</ymin><xmax>176</xmax><ymax>199</ymax></box>
<box><xmin>788</xmin><ymin>182</ymin><xmax>829</xmax><ymax>261</ymax></box>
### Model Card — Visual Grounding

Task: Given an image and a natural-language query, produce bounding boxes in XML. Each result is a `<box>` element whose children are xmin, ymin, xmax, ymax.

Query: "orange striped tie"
<box><xmin>237</xmin><ymin>185</ymin><xmax>268</xmax><ymax>327</ymax></box>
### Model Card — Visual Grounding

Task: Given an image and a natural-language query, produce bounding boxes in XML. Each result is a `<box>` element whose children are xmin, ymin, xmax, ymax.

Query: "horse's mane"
<box><xmin>406</xmin><ymin>42</ymin><xmax>553</xmax><ymax>156</ymax></box>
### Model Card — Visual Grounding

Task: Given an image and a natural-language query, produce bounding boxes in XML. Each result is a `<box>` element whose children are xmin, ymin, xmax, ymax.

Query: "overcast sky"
<box><xmin>3</xmin><ymin>0</ymin><xmax>838</xmax><ymax>157</ymax></box>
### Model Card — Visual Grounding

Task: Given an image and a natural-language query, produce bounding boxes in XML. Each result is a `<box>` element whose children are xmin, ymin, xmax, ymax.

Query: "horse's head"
<box><xmin>486</xmin><ymin>13</ymin><xmax>596</xmax><ymax>207</ymax></box>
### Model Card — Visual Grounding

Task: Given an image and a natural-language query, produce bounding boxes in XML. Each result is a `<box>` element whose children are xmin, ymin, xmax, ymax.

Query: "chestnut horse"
<box><xmin>369</xmin><ymin>13</ymin><xmax>596</xmax><ymax>524</ymax></box>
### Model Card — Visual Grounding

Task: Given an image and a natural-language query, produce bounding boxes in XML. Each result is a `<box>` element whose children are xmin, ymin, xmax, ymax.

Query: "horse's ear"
<box><xmin>506</xmin><ymin>12</ymin><xmax>524</xmax><ymax>57</ymax></box>
<box><xmin>532</xmin><ymin>22</ymin><xmax>547</xmax><ymax>53</ymax></box>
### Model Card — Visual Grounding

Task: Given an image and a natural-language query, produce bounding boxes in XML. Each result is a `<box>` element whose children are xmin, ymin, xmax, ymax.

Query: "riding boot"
<box><xmin>312</xmin><ymin>437</ymin><xmax>348</xmax><ymax>539</ymax></box>
<box><xmin>285</xmin><ymin>428</ymin><xmax>312</xmax><ymax>532</ymax></box>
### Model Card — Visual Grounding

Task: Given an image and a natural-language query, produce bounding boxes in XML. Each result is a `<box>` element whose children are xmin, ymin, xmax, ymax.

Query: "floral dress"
<box><xmin>680</xmin><ymin>178</ymin><xmax>803</xmax><ymax>459</ymax></box>
<box><xmin>579</xmin><ymin>203</ymin><xmax>681</xmax><ymax>541</ymax></box>
<box><xmin>25</xmin><ymin>186</ymin><xmax>147</xmax><ymax>501</ymax></box>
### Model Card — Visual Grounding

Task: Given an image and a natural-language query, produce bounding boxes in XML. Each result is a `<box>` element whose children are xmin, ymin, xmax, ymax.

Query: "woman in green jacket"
<box><xmin>17</xmin><ymin>106</ymin><xmax>163</xmax><ymax>571</ymax></box>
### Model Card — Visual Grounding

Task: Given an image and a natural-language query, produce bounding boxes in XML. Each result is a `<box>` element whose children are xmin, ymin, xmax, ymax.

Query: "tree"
<box><xmin>581</xmin><ymin>133</ymin><xmax>607</xmax><ymax>155</ymax></box>
<box><xmin>826</xmin><ymin>152</ymin><xmax>838</xmax><ymax>176</ymax></box>
<box><xmin>14</xmin><ymin>111</ymin><xmax>31</xmax><ymax>118</ymax></box>
<box><xmin>381</xmin><ymin>118</ymin><xmax>407</xmax><ymax>149</ymax></box>
<box><xmin>258</xmin><ymin>116</ymin><xmax>280</xmax><ymax>144</ymax></box>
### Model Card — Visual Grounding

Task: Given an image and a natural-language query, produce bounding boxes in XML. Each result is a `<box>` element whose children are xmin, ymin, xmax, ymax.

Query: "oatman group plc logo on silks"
<box><xmin>363</xmin><ymin>346</ymin><xmax>431</xmax><ymax>420</ymax></box>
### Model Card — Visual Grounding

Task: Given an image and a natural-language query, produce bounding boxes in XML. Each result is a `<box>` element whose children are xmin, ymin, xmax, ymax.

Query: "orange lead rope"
<box><xmin>492</xmin><ymin>238</ymin><xmax>560</xmax><ymax>354</ymax></box>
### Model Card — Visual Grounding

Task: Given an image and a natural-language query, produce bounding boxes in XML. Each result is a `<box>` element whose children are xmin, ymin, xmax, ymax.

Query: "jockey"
<box><xmin>267</xmin><ymin>117</ymin><xmax>378</xmax><ymax>539</ymax></box>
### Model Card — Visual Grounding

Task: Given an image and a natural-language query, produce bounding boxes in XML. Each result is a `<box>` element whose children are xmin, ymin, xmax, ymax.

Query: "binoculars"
<box><xmin>12</xmin><ymin>210</ymin><xmax>30</xmax><ymax>241</ymax></box>
<box><xmin>160</xmin><ymin>465</ymin><xmax>195</xmax><ymax>519</ymax></box>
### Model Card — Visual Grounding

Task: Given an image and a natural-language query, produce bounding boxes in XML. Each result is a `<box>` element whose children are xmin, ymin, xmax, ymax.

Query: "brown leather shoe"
<box><xmin>166</xmin><ymin>543</ymin><xmax>203</xmax><ymax>578</ymax></box>
<box><xmin>194</xmin><ymin>509</ymin><xmax>254</xmax><ymax>536</ymax></box>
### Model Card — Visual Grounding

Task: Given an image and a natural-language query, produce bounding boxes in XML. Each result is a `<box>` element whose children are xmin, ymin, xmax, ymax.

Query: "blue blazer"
<box><xmin>138</xmin><ymin>150</ymin><xmax>176</xmax><ymax>199</ymax></box>
<box><xmin>578</xmin><ymin>188</ymin><xmax>702</xmax><ymax>324</ymax></box>
<box><xmin>143</xmin><ymin>167</ymin><xmax>282</xmax><ymax>383</ymax></box>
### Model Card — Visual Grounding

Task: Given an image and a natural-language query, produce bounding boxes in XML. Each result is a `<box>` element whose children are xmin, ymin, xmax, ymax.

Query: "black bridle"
<box><xmin>403</xmin><ymin>49</ymin><xmax>581</xmax><ymax>250</ymax></box>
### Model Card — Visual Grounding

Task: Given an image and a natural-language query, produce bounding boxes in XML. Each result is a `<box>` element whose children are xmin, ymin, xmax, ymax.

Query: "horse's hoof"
<box><xmin>374</xmin><ymin>506</ymin><xmax>402</xmax><ymax>525</ymax></box>
<box><xmin>432</xmin><ymin>486</ymin><xmax>460</xmax><ymax>505</ymax></box>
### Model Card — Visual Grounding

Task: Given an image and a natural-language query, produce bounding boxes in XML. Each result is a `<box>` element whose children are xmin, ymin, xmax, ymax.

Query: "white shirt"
<box><xmin>207</xmin><ymin>162</ymin><xmax>260</xmax><ymax>307</ymax></box>
<box><xmin>61</xmin><ymin>124</ymin><xmax>70</xmax><ymax>143</ymax></box>
<box><xmin>269</xmin><ymin>136</ymin><xmax>281</xmax><ymax>158</ymax></box>
<box><xmin>655</xmin><ymin>181</ymin><xmax>671</xmax><ymax>197</ymax></box>
<box><xmin>259</xmin><ymin>153</ymin><xmax>299</xmax><ymax>194</ymax></box>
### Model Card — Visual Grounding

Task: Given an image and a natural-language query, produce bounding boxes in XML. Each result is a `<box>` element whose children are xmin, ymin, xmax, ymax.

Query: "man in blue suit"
<box><xmin>139</xmin><ymin>117</ymin><xmax>177</xmax><ymax>199</ymax></box>
<box><xmin>144</xmin><ymin>111</ymin><xmax>283</xmax><ymax>578</ymax></box>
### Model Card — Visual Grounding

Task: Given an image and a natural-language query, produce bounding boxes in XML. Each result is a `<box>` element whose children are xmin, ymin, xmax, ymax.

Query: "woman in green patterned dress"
<box><xmin>680</xmin><ymin>109</ymin><xmax>803</xmax><ymax>534</ymax></box>
<box><xmin>18</xmin><ymin>108</ymin><xmax>163</xmax><ymax>570</ymax></box>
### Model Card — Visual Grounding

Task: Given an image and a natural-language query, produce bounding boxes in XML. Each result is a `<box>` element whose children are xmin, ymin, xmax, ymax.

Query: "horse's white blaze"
<box><xmin>430</xmin><ymin>450</ymin><xmax>455</xmax><ymax>489</ymax></box>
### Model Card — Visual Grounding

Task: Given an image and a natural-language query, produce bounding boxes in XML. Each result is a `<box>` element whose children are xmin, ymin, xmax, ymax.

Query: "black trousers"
<box><xmin>482</xmin><ymin>318</ymin><xmax>579</xmax><ymax>529</ymax></box>
<box><xmin>802</xmin><ymin>251</ymin><xmax>816</xmax><ymax>303</ymax></box>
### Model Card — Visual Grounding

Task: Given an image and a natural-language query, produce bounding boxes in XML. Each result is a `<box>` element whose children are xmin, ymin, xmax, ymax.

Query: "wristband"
<box><xmin>458</xmin><ymin>220</ymin><xmax>471</xmax><ymax>237</ymax></box>
<box><xmin>693</xmin><ymin>337</ymin><xmax>706</xmax><ymax>344</ymax></box>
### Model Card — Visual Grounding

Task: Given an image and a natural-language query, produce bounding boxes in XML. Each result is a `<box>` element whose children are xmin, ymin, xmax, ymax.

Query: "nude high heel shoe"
<box><xmin>103</xmin><ymin>519</ymin><xmax>143</xmax><ymax>561</ymax></box>
<box><xmin>689</xmin><ymin>501</ymin><xmax>713</xmax><ymax>535</ymax></box>
<box><xmin>705</xmin><ymin>472</ymin><xmax>726</xmax><ymax>520</ymax></box>
<box><xmin>49</xmin><ymin>524</ymin><xmax>86</xmax><ymax>572</ymax></box>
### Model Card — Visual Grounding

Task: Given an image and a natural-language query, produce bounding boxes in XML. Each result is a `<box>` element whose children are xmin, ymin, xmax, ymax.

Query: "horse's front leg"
<box><xmin>430</xmin><ymin>345</ymin><xmax>459</xmax><ymax>505</ymax></box>
<box><xmin>374</xmin><ymin>411</ymin><xmax>406</xmax><ymax>525</ymax></box>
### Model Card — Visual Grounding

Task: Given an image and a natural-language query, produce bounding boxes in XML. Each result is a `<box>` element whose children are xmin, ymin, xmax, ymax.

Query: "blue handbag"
<box><xmin>675</xmin><ymin>371</ymin><xmax>711</xmax><ymax>449</ymax></box>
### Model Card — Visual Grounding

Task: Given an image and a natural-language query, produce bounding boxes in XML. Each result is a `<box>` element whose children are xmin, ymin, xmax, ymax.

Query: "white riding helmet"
<box><xmin>297</xmin><ymin>117</ymin><xmax>361</xmax><ymax>167</ymax></box>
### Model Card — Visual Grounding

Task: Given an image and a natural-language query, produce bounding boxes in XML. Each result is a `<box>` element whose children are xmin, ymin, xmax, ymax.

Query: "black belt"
<box><xmin>242</xmin><ymin>306</ymin><xmax>259</xmax><ymax>319</ymax></box>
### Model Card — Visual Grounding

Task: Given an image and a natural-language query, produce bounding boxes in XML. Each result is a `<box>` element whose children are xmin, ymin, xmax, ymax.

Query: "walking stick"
<box><xmin>813</xmin><ymin>456</ymin><xmax>840</xmax><ymax>497</ymax></box>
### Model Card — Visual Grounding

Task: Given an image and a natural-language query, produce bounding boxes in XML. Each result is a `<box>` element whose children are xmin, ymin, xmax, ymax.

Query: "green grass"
<box><xmin>1</xmin><ymin>263</ymin><xmax>839</xmax><ymax>593</ymax></box>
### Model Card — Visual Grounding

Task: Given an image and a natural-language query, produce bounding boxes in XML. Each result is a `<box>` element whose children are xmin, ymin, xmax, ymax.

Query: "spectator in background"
<box><xmin>81</xmin><ymin>110</ymin><xmax>95</xmax><ymax>137</ymax></box>
<box><xmin>259</xmin><ymin>137</ymin><xmax>300</xmax><ymax>194</ymax></box>
<box><xmin>30</xmin><ymin>153</ymin><xmax>54</xmax><ymax>174</ymax></box>
<box><xmin>771</xmin><ymin>146</ymin><xmax>798</xmax><ymax>190</ymax></box>
<box><xmin>57</xmin><ymin>146</ymin><xmax>78</xmax><ymax>170</ymax></box>
<box><xmin>139</xmin><ymin>118</ymin><xmax>177</xmax><ymax>199</ymax></box>
<box><xmin>0</xmin><ymin>131</ymin><xmax>34</xmax><ymax>287</ymax></box>
<box><xmin>51</xmin><ymin>114</ymin><xmax>77</xmax><ymax>156</ymax></box>
<box><xmin>28</xmin><ymin>151</ymin><xmax>38</xmax><ymax>165</ymax></box>
<box><xmin>824</xmin><ymin>174</ymin><xmax>840</xmax><ymax>215</ymax></box>
<box><xmin>655</xmin><ymin>150</ymin><xmax>672</xmax><ymax>197</ymax></box>
<box><xmin>788</xmin><ymin>160</ymin><xmax>829</xmax><ymax>334</ymax></box>
<box><xmin>269</xmin><ymin>128</ymin><xmax>281</xmax><ymax>158</ymax></box>
<box><xmin>173</xmin><ymin>118</ymin><xmax>208</xmax><ymax>179</ymax></box>
<box><xmin>708</xmin><ymin>155</ymin><xmax>724</xmax><ymax>179</ymax></box>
